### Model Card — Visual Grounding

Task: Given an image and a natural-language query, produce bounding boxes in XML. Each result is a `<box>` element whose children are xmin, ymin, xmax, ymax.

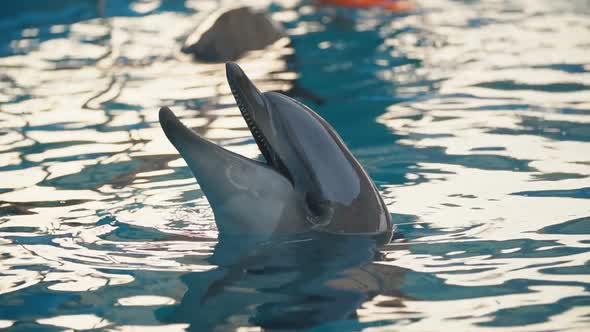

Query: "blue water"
<box><xmin>1</xmin><ymin>0</ymin><xmax>589</xmax><ymax>331</ymax></box>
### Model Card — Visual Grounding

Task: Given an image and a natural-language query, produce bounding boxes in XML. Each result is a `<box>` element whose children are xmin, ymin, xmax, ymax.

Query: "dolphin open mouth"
<box><xmin>160</xmin><ymin>63</ymin><xmax>292</xmax><ymax>184</ymax></box>
<box><xmin>225</xmin><ymin>62</ymin><xmax>292</xmax><ymax>182</ymax></box>
<box><xmin>159</xmin><ymin>62</ymin><xmax>393</xmax><ymax>238</ymax></box>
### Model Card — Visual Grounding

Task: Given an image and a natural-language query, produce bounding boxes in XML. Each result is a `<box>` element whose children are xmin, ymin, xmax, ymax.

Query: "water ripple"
<box><xmin>0</xmin><ymin>0</ymin><xmax>589</xmax><ymax>331</ymax></box>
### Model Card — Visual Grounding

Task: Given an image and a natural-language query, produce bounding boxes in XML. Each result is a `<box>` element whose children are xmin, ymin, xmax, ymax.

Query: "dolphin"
<box><xmin>159</xmin><ymin>62</ymin><xmax>393</xmax><ymax>240</ymax></box>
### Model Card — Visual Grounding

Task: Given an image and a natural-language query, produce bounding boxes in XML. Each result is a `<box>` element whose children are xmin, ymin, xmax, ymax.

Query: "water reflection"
<box><xmin>158</xmin><ymin>234</ymin><xmax>406</xmax><ymax>331</ymax></box>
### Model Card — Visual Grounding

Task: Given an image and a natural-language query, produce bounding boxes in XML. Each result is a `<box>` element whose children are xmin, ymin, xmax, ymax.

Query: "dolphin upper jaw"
<box><xmin>226</xmin><ymin>62</ymin><xmax>293</xmax><ymax>183</ymax></box>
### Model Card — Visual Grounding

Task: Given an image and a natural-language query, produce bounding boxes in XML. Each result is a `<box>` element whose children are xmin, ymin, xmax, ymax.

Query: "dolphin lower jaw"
<box><xmin>211</xmin><ymin>183</ymin><xmax>302</xmax><ymax>235</ymax></box>
<box><xmin>160</xmin><ymin>107</ymin><xmax>302</xmax><ymax>236</ymax></box>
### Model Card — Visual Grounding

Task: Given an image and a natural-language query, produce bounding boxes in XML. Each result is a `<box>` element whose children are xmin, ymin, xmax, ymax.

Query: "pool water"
<box><xmin>1</xmin><ymin>0</ymin><xmax>589</xmax><ymax>331</ymax></box>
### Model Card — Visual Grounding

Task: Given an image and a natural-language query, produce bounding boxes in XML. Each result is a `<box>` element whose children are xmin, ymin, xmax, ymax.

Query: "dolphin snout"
<box><xmin>225</xmin><ymin>62</ymin><xmax>265</xmax><ymax>114</ymax></box>
<box><xmin>158</xmin><ymin>106</ymin><xmax>207</xmax><ymax>155</ymax></box>
<box><xmin>159</xmin><ymin>106</ymin><xmax>177</xmax><ymax>127</ymax></box>
<box><xmin>225</xmin><ymin>62</ymin><xmax>243</xmax><ymax>81</ymax></box>
<box><xmin>159</xmin><ymin>107</ymin><xmax>185</xmax><ymax>141</ymax></box>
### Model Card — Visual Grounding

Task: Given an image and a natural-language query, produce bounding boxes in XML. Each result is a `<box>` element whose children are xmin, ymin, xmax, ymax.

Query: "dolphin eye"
<box><xmin>305</xmin><ymin>193</ymin><xmax>332</xmax><ymax>227</ymax></box>
<box><xmin>305</xmin><ymin>193</ymin><xmax>323</xmax><ymax>216</ymax></box>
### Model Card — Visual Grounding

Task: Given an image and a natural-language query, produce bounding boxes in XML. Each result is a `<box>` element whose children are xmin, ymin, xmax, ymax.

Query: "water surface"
<box><xmin>1</xmin><ymin>0</ymin><xmax>589</xmax><ymax>331</ymax></box>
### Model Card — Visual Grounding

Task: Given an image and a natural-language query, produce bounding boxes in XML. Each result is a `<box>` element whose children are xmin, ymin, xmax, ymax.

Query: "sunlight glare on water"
<box><xmin>0</xmin><ymin>0</ymin><xmax>589</xmax><ymax>331</ymax></box>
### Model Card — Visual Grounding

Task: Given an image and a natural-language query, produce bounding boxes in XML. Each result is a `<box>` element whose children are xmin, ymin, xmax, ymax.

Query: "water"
<box><xmin>1</xmin><ymin>0</ymin><xmax>589</xmax><ymax>330</ymax></box>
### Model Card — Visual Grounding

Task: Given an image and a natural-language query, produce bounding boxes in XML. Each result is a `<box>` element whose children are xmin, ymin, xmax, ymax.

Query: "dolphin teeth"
<box><xmin>226</xmin><ymin>69</ymin><xmax>285</xmax><ymax>172</ymax></box>
<box><xmin>229</xmin><ymin>80</ymin><xmax>277</xmax><ymax>166</ymax></box>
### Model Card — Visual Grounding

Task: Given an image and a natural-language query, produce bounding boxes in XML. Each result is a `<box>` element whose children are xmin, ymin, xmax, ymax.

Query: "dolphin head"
<box><xmin>160</xmin><ymin>63</ymin><xmax>393</xmax><ymax>239</ymax></box>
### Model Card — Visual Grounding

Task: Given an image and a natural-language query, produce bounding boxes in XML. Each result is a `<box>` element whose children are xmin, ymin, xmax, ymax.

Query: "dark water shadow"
<box><xmin>156</xmin><ymin>233</ymin><xmax>408</xmax><ymax>331</ymax></box>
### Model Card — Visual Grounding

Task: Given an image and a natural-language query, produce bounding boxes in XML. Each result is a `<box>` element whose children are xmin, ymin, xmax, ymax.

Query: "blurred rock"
<box><xmin>182</xmin><ymin>6</ymin><xmax>287</xmax><ymax>63</ymax></box>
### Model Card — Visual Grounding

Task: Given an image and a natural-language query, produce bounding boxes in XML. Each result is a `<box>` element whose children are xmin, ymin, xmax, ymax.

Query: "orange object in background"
<box><xmin>320</xmin><ymin>0</ymin><xmax>415</xmax><ymax>12</ymax></box>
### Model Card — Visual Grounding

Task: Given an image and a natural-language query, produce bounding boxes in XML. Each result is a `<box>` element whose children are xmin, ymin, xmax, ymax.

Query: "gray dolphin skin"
<box><xmin>159</xmin><ymin>63</ymin><xmax>393</xmax><ymax>240</ymax></box>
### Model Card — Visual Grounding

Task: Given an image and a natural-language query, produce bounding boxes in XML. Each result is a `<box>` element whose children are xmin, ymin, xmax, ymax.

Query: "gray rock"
<box><xmin>182</xmin><ymin>6</ymin><xmax>287</xmax><ymax>62</ymax></box>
